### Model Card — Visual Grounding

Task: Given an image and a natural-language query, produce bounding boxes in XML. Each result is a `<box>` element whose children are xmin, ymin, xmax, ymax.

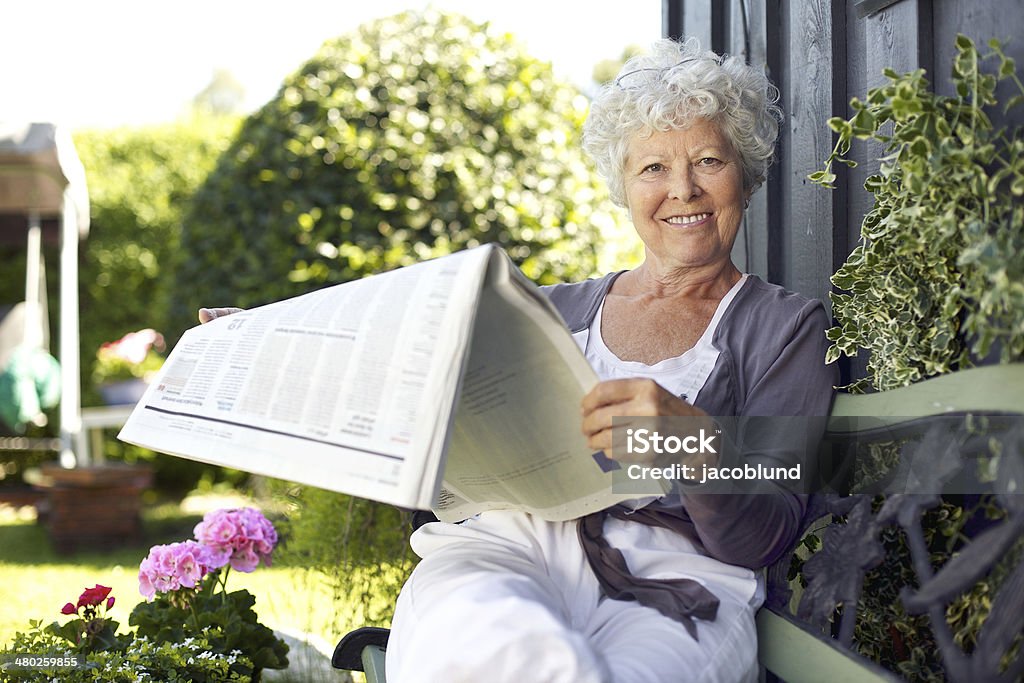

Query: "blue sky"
<box><xmin>2</xmin><ymin>1</ymin><xmax>661</xmax><ymax>130</ymax></box>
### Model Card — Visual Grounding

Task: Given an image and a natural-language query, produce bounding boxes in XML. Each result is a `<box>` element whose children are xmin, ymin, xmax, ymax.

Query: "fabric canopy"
<box><xmin>0</xmin><ymin>121</ymin><xmax>89</xmax><ymax>236</ymax></box>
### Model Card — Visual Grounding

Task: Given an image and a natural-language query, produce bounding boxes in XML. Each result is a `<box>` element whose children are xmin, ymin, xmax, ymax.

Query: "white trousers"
<box><xmin>386</xmin><ymin>510</ymin><xmax>763</xmax><ymax>683</ymax></box>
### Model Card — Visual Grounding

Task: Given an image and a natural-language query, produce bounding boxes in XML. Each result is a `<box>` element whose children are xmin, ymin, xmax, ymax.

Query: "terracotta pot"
<box><xmin>36</xmin><ymin>463</ymin><xmax>154</xmax><ymax>553</ymax></box>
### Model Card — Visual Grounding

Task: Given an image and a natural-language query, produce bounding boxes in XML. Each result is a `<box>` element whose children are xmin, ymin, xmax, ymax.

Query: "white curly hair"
<box><xmin>583</xmin><ymin>37</ymin><xmax>783</xmax><ymax>207</ymax></box>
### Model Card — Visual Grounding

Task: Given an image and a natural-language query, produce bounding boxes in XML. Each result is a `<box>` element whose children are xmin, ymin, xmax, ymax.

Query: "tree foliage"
<box><xmin>169</xmin><ymin>9</ymin><xmax>621</xmax><ymax>334</ymax></box>
<box><xmin>67</xmin><ymin>115</ymin><xmax>239</xmax><ymax>490</ymax></box>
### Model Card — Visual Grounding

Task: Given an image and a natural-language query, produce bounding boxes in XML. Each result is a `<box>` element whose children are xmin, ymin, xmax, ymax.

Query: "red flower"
<box><xmin>106</xmin><ymin>596</ymin><xmax>115</xmax><ymax>610</ymax></box>
<box><xmin>77</xmin><ymin>584</ymin><xmax>113</xmax><ymax>608</ymax></box>
<box><xmin>61</xmin><ymin>602</ymin><xmax>77</xmax><ymax>615</ymax></box>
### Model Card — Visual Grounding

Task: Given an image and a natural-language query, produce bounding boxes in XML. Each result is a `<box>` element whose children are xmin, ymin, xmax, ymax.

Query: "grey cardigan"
<box><xmin>542</xmin><ymin>273</ymin><xmax>838</xmax><ymax>569</ymax></box>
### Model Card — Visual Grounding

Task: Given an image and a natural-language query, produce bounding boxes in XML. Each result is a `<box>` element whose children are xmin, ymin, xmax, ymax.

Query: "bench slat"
<box><xmin>361</xmin><ymin>645</ymin><xmax>387</xmax><ymax>683</ymax></box>
<box><xmin>756</xmin><ymin>608</ymin><xmax>900</xmax><ymax>682</ymax></box>
<box><xmin>827</xmin><ymin>363</ymin><xmax>1024</xmax><ymax>436</ymax></box>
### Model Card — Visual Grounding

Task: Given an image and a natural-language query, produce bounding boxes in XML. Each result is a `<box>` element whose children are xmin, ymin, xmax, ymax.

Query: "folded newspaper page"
<box><xmin>118</xmin><ymin>245</ymin><xmax>639</xmax><ymax>521</ymax></box>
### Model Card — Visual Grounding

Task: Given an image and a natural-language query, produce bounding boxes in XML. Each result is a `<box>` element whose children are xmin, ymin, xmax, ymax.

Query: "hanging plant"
<box><xmin>801</xmin><ymin>33</ymin><xmax>1024</xmax><ymax>682</ymax></box>
<box><xmin>811</xmin><ymin>34</ymin><xmax>1024</xmax><ymax>392</ymax></box>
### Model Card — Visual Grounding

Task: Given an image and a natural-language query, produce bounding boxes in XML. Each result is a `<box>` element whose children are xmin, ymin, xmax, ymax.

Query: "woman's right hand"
<box><xmin>198</xmin><ymin>307</ymin><xmax>244</xmax><ymax>324</ymax></box>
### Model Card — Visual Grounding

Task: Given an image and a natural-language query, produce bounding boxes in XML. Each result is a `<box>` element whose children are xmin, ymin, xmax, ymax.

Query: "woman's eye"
<box><xmin>642</xmin><ymin>163</ymin><xmax>665</xmax><ymax>173</ymax></box>
<box><xmin>697</xmin><ymin>157</ymin><xmax>721</xmax><ymax>167</ymax></box>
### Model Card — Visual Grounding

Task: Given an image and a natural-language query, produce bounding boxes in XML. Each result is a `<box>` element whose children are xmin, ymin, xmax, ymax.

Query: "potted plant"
<box><xmin>36</xmin><ymin>460</ymin><xmax>154</xmax><ymax>553</ymax></box>
<box><xmin>0</xmin><ymin>507</ymin><xmax>289</xmax><ymax>682</ymax></box>
<box><xmin>130</xmin><ymin>507</ymin><xmax>290</xmax><ymax>680</ymax></box>
<box><xmin>810</xmin><ymin>35</ymin><xmax>1023</xmax><ymax>389</ymax></box>
<box><xmin>91</xmin><ymin>328</ymin><xmax>166</xmax><ymax>405</ymax></box>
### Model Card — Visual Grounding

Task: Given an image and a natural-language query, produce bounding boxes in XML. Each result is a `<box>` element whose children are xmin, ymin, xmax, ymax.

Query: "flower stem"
<box><xmin>188</xmin><ymin>601</ymin><xmax>200</xmax><ymax>633</ymax></box>
<box><xmin>219</xmin><ymin>566</ymin><xmax>231</xmax><ymax>604</ymax></box>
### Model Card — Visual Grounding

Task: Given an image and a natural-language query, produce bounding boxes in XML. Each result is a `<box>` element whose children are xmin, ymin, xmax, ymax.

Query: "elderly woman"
<box><xmin>381</xmin><ymin>37</ymin><xmax>837</xmax><ymax>683</ymax></box>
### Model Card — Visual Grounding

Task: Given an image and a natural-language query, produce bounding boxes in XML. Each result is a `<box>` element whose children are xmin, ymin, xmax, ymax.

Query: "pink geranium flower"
<box><xmin>193</xmin><ymin>507</ymin><xmax>278</xmax><ymax>573</ymax></box>
<box><xmin>137</xmin><ymin>507</ymin><xmax>278</xmax><ymax>606</ymax></box>
<box><xmin>138</xmin><ymin>541</ymin><xmax>214</xmax><ymax>600</ymax></box>
<box><xmin>108</xmin><ymin>329</ymin><xmax>165</xmax><ymax>365</ymax></box>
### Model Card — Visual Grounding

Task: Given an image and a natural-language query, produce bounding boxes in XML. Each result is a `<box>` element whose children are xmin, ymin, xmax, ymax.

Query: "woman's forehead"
<box><xmin>626</xmin><ymin>119</ymin><xmax>730</xmax><ymax>155</ymax></box>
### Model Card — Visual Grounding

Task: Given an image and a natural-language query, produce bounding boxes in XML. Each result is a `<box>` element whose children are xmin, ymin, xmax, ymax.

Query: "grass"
<box><xmin>0</xmin><ymin>490</ymin><xmax>398</xmax><ymax>682</ymax></box>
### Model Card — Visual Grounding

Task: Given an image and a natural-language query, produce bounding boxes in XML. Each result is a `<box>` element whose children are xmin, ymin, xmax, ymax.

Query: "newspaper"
<box><xmin>118</xmin><ymin>245</ymin><xmax>639</xmax><ymax>521</ymax></box>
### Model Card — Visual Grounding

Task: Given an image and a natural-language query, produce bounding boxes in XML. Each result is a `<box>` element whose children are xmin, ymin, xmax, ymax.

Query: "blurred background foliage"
<box><xmin>74</xmin><ymin>115</ymin><xmax>240</xmax><ymax>409</ymax></box>
<box><xmin>3</xmin><ymin>9</ymin><xmax>637</xmax><ymax>627</ymax></box>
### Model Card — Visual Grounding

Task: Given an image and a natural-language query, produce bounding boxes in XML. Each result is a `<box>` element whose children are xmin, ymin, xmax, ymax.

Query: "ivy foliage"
<box><xmin>811</xmin><ymin>35</ymin><xmax>1024</xmax><ymax>391</ymax></box>
<box><xmin>808</xmin><ymin>35</ymin><xmax>1024</xmax><ymax>681</ymax></box>
<box><xmin>169</xmin><ymin>9</ymin><xmax>620</xmax><ymax>335</ymax></box>
<box><xmin>273</xmin><ymin>485</ymin><xmax>415</xmax><ymax>633</ymax></box>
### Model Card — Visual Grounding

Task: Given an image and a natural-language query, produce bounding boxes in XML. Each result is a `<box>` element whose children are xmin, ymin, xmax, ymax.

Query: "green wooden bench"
<box><xmin>332</xmin><ymin>364</ymin><xmax>1024</xmax><ymax>682</ymax></box>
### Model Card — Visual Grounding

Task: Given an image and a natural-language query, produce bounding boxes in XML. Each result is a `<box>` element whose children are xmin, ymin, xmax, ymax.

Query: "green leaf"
<box><xmin>827</xmin><ymin>117</ymin><xmax>853</xmax><ymax>136</ymax></box>
<box><xmin>1012</xmin><ymin>175</ymin><xmax>1024</xmax><ymax>196</ymax></box>
<box><xmin>956</xmin><ymin>34</ymin><xmax>974</xmax><ymax>51</ymax></box>
<box><xmin>999</xmin><ymin>56</ymin><xmax>1016</xmax><ymax>78</ymax></box>
<box><xmin>808</xmin><ymin>170</ymin><xmax>837</xmax><ymax>187</ymax></box>
<box><xmin>825</xmin><ymin>345</ymin><xmax>842</xmax><ymax>364</ymax></box>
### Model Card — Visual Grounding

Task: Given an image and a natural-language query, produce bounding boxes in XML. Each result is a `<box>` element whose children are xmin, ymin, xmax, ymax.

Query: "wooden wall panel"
<box><xmin>728</xmin><ymin>0</ymin><xmax>773</xmax><ymax>278</ymax></box>
<box><xmin>842</xmin><ymin>0</ymin><xmax>930</xmax><ymax>284</ymax></box>
<box><xmin>775</xmin><ymin>0</ymin><xmax>841</xmax><ymax>305</ymax></box>
<box><xmin>683</xmin><ymin>0</ymin><xmax>714</xmax><ymax>51</ymax></box>
<box><xmin>933</xmin><ymin>0</ymin><xmax>1024</xmax><ymax>129</ymax></box>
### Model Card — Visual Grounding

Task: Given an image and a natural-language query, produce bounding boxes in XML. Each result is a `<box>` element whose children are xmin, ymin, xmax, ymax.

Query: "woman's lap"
<box><xmin>386</xmin><ymin>510</ymin><xmax>761</xmax><ymax>683</ymax></box>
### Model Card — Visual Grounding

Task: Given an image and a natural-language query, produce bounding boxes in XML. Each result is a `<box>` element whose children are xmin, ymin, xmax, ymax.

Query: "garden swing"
<box><xmin>0</xmin><ymin>121</ymin><xmax>89</xmax><ymax>465</ymax></box>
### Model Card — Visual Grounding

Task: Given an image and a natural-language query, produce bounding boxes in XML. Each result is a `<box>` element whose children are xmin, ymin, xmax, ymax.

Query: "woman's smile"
<box><xmin>662</xmin><ymin>212</ymin><xmax>712</xmax><ymax>227</ymax></box>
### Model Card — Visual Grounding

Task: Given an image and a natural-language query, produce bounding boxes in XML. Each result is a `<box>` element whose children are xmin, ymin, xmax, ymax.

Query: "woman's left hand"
<box><xmin>580</xmin><ymin>378</ymin><xmax>709</xmax><ymax>458</ymax></box>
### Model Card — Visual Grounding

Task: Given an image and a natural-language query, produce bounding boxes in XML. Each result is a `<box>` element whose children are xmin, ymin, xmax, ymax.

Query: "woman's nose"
<box><xmin>667</xmin><ymin>167</ymin><xmax>702</xmax><ymax>201</ymax></box>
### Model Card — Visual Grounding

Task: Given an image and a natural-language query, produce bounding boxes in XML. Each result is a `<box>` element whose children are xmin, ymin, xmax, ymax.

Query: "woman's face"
<box><xmin>623</xmin><ymin>118</ymin><xmax>748</xmax><ymax>274</ymax></box>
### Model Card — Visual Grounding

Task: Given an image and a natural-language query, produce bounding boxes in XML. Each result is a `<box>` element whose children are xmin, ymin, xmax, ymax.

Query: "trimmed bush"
<box><xmin>169</xmin><ymin>9</ymin><xmax>621</xmax><ymax>334</ymax></box>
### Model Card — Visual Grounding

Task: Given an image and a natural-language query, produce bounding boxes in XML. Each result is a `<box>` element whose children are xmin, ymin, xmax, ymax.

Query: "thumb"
<box><xmin>198</xmin><ymin>307</ymin><xmax>244</xmax><ymax>324</ymax></box>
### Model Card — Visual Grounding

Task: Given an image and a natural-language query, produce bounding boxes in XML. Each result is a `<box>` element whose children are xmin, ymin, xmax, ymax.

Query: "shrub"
<box><xmin>168</xmin><ymin>9</ymin><xmax>620</xmax><ymax>334</ymax></box>
<box><xmin>2</xmin><ymin>623</ymin><xmax>254</xmax><ymax>682</ymax></box>
<box><xmin>65</xmin><ymin>116</ymin><xmax>244</xmax><ymax>492</ymax></box>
